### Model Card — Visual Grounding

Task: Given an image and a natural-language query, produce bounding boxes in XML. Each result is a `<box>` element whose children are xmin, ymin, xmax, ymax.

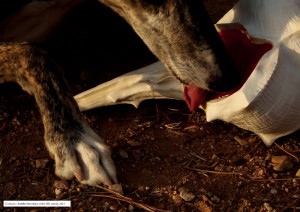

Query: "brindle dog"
<box><xmin>0</xmin><ymin>0</ymin><xmax>238</xmax><ymax>186</ymax></box>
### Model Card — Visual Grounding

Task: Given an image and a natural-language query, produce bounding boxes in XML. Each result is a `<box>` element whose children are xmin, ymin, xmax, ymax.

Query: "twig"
<box><xmin>96</xmin><ymin>185</ymin><xmax>131</xmax><ymax>201</ymax></box>
<box><xmin>274</xmin><ymin>142</ymin><xmax>299</xmax><ymax>162</ymax></box>
<box><xmin>94</xmin><ymin>185</ymin><xmax>168</xmax><ymax>212</ymax></box>
<box><xmin>187</xmin><ymin>166</ymin><xmax>300</xmax><ymax>182</ymax></box>
<box><xmin>190</xmin><ymin>152</ymin><xmax>206</xmax><ymax>161</ymax></box>
<box><xmin>167</xmin><ymin>108</ymin><xmax>180</xmax><ymax>112</ymax></box>
<box><xmin>164</xmin><ymin>122</ymin><xmax>181</xmax><ymax>129</ymax></box>
<box><xmin>186</xmin><ymin>167</ymin><xmax>244</xmax><ymax>176</ymax></box>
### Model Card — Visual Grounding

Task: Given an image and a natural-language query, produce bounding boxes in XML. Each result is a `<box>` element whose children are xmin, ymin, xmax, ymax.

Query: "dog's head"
<box><xmin>101</xmin><ymin>0</ymin><xmax>239</xmax><ymax>93</ymax></box>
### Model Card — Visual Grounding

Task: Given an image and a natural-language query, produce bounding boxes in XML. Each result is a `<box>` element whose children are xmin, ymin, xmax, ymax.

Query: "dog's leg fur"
<box><xmin>0</xmin><ymin>43</ymin><xmax>117</xmax><ymax>186</ymax></box>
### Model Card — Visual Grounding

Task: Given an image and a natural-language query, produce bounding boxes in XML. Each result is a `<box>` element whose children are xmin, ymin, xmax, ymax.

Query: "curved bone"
<box><xmin>75</xmin><ymin>62</ymin><xmax>183</xmax><ymax>111</ymax></box>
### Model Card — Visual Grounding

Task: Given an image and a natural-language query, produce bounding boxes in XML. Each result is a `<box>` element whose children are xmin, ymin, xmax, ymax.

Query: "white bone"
<box><xmin>75</xmin><ymin>0</ymin><xmax>300</xmax><ymax>146</ymax></box>
<box><xmin>75</xmin><ymin>61</ymin><xmax>183</xmax><ymax>111</ymax></box>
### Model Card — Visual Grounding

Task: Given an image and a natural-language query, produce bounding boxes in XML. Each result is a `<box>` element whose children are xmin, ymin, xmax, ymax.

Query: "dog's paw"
<box><xmin>46</xmin><ymin>122</ymin><xmax>117</xmax><ymax>186</ymax></box>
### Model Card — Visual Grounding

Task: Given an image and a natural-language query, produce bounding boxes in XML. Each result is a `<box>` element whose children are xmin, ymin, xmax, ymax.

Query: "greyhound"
<box><xmin>0</xmin><ymin>0</ymin><xmax>238</xmax><ymax>186</ymax></box>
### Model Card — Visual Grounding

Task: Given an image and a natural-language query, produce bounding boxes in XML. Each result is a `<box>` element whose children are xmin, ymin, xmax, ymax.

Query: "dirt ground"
<box><xmin>1</xmin><ymin>0</ymin><xmax>300</xmax><ymax>211</ymax></box>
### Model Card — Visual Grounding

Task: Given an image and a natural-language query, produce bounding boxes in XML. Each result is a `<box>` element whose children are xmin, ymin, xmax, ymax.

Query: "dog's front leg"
<box><xmin>0</xmin><ymin>43</ymin><xmax>117</xmax><ymax>186</ymax></box>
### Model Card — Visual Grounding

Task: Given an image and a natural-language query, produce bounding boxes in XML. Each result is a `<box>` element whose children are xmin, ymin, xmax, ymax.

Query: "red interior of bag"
<box><xmin>184</xmin><ymin>27</ymin><xmax>273</xmax><ymax>111</ymax></box>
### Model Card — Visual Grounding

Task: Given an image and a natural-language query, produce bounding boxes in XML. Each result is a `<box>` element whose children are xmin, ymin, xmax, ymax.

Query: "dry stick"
<box><xmin>190</xmin><ymin>152</ymin><xmax>207</xmax><ymax>161</ymax></box>
<box><xmin>274</xmin><ymin>142</ymin><xmax>299</xmax><ymax>162</ymax></box>
<box><xmin>187</xmin><ymin>167</ymin><xmax>300</xmax><ymax>182</ymax></box>
<box><xmin>95</xmin><ymin>185</ymin><xmax>168</xmax><ymax>212</ymax></box>
<box><xmin>164</xmin><ymin>122</ymin><xmax>182</xmax><ymax>129</ymax></box>
<box><xmin>186</xmin><ymin>167</ymin><xmax>244</xmax><ymax>176</ymax></box>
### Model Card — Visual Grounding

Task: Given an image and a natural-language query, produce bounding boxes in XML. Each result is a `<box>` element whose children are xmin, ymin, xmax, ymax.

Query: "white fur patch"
<box><xmin>48</xmin><ymin>122</ymin><xmax>117</xmax><ymax>186</ymax></box>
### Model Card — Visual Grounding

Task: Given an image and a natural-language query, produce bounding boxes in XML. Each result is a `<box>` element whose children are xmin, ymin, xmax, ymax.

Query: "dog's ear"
<box><xmin>0</xmin><ymin>0</ymin><xmax>85</xmax><ymax>42</ymax></box>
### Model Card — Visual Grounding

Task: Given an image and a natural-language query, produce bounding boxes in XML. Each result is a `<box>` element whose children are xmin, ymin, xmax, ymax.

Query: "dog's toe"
<box><xmin>75</xmin><ymin>133</ymin><xmax>117</xmax><ymax>185</ymax></box>
<box><xmin>54</xmin><ymin>149</ymin><xmax>83</xmax><ymax>181</ymax></box>
<box><xmin>47</xmin><ymin>122</ymin><xmax>117</xmax><ymax>186</ymax></box>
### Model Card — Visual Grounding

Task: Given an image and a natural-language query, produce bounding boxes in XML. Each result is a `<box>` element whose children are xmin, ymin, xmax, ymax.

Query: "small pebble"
<box><xmin>53</xmin><ymin>180</ymin><xmax>69</xmax><ymax>190</ymax></box>
<box><xmin>12</xmin><ymin>118</ymin><xmax>21</xmax><ymax>126</ymax></box>
<box><xmin>172</xmin><ymin>194</ymin><xmax>182</xmax><ymax>204</ymax></box>
<box><xmin>295</xmin><ymin>169</ymin><xmax>300</xmax><ymax>177</ymax></box>
<box><xmin>211</xmin><ymin>154</ymin><xmax>218</xmax><ymax>160</ymax></box>
<box><xmin>211</xmin><ymin>195</ymin><xmax>221</xmax><ymax>203</ymax></box>
<box><xmin>35</xmin><ymin>159</ymin><xmax>49</xmax><ymax>169</ymax></box>
<box><xmin>127</xmin><ymin>140</ymin><xmax>143</xmax><ymax>147</ymax></box>
<box><xmin>55</xmin><ymin>188</ymin><xmax>62</xmax><ymax>196</ymax></box>
<box><xmin>128</xmin><ymin>205</ymin><xmax>134</xmax><ymax>211</ymax></box>
<box><xmin>109</xmin><ymin>184</ymin><xmax>123</xmax><ymax>194</ymax></box>
<box><xmin>119</xmin><ymin>150</ymin><xmax>129</xmax><ymax>159</ymax></box>
<box><xmin>179</xmin><ymin>187</ymin><xmax>195</xmax><ymax>202</ymax></box>
<box><xmin>256</xmin><ymin>168</ymin><xmax>265</xmax><ymax>177</ymax></box>
<box><xmin>293</xmin><ymin>179</ymin><xmax>299</xmax><ymax>187</ymax></box>
<box><xmin>272</xmin><ymin>173</ymin><xmax>278</xmax><ymax>179</ymax></box>
<box><xmin>270</xmin><ymin>189</ymin><xmax>278</xmax><ymax>195</ymax></box>
<box><xmin>199</xmin><ymin>188</ymin><xmax>207</xmax><ymax>194</ymax></box>
<box><xmin>270</xmin><ymin>155</ymin><xmax>293</xmax><ymax>171</ymax></box>
<box><xmin>109</xmin><ymin>205</ymin><xmax>117</xmax><ymax>210</ymax></box>
<box><xmin>263</xmin><ymin>202</ymin><xmax>273</xmax><ymax>211</ymax></box>
<box><xmin>234</xmin><ymin>136</ymin><xmax>248</xmax><ymax>146</ymax></box>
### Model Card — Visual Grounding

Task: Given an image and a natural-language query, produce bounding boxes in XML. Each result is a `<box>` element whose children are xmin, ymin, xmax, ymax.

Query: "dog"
<box><xmin>0</xmin><ymin>0</ymin><xmax>238</xmax><ymax>186</ymax></box>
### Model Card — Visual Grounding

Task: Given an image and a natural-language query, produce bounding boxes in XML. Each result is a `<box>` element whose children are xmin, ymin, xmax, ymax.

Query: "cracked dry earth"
<box><xmin>1</xmin><ymin>0</ymin><xmax>300</xmax><ymax>211</ymax></box>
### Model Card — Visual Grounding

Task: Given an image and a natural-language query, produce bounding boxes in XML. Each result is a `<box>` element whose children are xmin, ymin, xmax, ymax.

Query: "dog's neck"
<box><xmin>99</xmin><ymin>0</ymin><xmax>238</xmax><ymax>92</ymax></box>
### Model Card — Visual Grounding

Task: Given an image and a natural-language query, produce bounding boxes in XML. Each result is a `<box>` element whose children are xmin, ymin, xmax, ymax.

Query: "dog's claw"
<box><xmin>74</xmin><ymin>169</ymin><xmax>85</xmax><ymax>182</ymax></box>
